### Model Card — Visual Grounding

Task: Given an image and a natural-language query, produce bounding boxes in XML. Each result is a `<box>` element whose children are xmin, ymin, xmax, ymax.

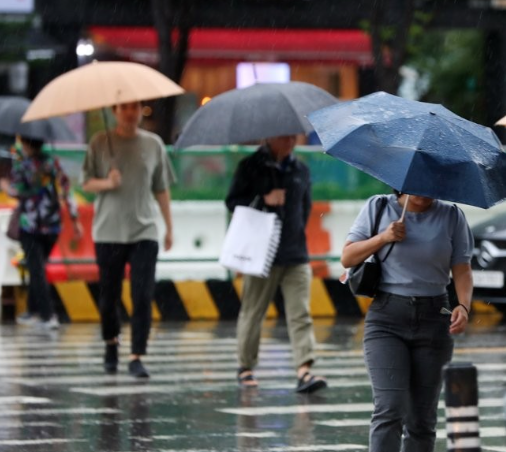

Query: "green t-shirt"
<box><xmin>81</xmin><ymin>129</ymin><xmax>176</xmax><ymax>243</ymax></box>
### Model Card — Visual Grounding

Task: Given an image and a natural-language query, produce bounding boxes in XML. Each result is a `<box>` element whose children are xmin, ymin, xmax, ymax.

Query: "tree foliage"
<box><xmin>362</xmin><ymin>3</ymin><xmax>486</xmax><ymax>124</ymax></box>
<box><xmin>407</xmin><ymin>30</ymin><xmax>486</xmax><ymax>124</ymax></box>
<box><xmin>0</xmin><ymin>17</ymin><xmax>32</xmax><ymax>62</ymax></box>
<box><xmin>151</xmin><ymin>0</ymin><xmax>194</xmax><ymax>143</ymax></box>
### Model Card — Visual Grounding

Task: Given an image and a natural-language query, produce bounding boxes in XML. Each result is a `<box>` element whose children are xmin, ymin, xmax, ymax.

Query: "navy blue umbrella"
<box><xmin>307</xmin><ymin>91</ymin><xmax>506</xmax><ymax>209</ymax></box>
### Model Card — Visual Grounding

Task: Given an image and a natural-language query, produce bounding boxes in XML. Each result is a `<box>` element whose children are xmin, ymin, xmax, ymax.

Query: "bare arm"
<box><xmin>341</xmin><ymin>220</ymin><xmax>406</xmax><ymax>268</ymax></box>
<box><xmin>55</xmin><ymin>159</ymin><xmax>82</xmax><ymax>239</ymax></box>
<box><xmin>449</xmin><ymin>263</ymin><xmax>473</xmax><ymax>334</ymax></box>
<box><xmin>0</xmin><ymin>178</ymin><xmax>9</xmax><ymax>193</ymax></box>
<box><xmin>155</xmin><ymin>189</ymin><xmax>173</xmax><ymax>251</ymax></box>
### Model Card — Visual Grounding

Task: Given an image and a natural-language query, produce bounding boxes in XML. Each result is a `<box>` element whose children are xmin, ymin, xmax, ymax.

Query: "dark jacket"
<box><xmin>225</xmin><ymin>145</ymin><xmax>311</xmax><ymax>266</ymax></box>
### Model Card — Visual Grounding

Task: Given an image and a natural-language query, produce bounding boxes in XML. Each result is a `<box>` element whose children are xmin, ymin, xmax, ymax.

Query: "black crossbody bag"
<box><xmin>348</xmin><ymin>196</ymin><xmax>394</xmax><ymax>297</ymax></box>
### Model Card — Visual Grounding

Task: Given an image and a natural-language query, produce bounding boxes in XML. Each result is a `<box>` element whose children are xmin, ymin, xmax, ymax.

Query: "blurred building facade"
<box><xmin>1</xmin><ymin>0</ymin><xmax>505</xmax><ymax>139</ymax></box>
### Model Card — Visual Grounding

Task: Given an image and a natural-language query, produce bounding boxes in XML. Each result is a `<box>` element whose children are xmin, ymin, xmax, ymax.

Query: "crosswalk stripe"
<box><xmin>218</xmin><ymin>398</ymin><xmax>505</xmax><ymax>416</ymax></box>
<box><xmin>0</xmin><ymin>352</ymin><xmax>291</xmax><ymax>367</ymax></box>
<box><xmin>1</xmin><ymin>323</ymin><xmax>505</xmax><ymax>451</ymax></box>
<box><xmin>0</xmin><ymin>439</ymin><xmax>85</xmax><ymax>446</ymax></box>
<box><xmin>267</xmin><ymin>446</ymin><xmax>368</xmax><ymax>451</ymax></box>
<box><xmin>5</xmin><ymin>367</ymin><xmax>368</xmax><ymax>386</ymax></box>
<box><xmin>438</xmin><ymin>427</ymin><xmax>506</xmax><ymax>438</ymax></box>
<box><xmin>315</xmin><ymin>421</ymin><xmax>506</xmax><ymax>440</ymax></box>
<box><xmin>0</xmin><ymin>358</ymin><xmax>364</xmax><ymax>376</ymax></box>
<box><xmin>0</xmin><ymin>408</ymin><xmax>120</xmax><ymax>417</ymax></box>
<box><xmin>69</xmin><ymin>378</ymin><xmax>373</xmax><ymax>396</ymax></box>
<box><xmin>0</xmin><ymin>342</ymin><xmax>338</xmax><ymax>357</ymax></box>
<box><xmin>0</xmin><ymin>397</ymin><xmax>51</xmax><ymax>404</ymax></box>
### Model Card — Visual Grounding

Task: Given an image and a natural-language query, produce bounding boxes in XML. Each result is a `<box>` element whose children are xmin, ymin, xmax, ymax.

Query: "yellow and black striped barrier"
<box><xmin>7</xmin><ymin>278</ymin><xmax>502</xmax><ymax>325</ymax></box>
<box><xmin>11</xmin><ymin>278</ymin><xmax>350</xmax><ymax>322</ymax></box>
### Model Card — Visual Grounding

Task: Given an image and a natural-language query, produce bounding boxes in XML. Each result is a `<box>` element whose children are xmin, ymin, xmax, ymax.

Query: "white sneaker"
<box><xmin>38</xmin><ymin>316</ymin><xmax>60</xmax><ymax>330</ymax></box>
<box><xmin>16</xmin><ymin>312</ymin><xmax>40</xmax><ymax>326</ymax></box>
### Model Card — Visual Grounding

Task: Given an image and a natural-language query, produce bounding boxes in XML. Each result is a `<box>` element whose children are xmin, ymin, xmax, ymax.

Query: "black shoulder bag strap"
<box><xmin>372</xmin><ymin>196</ymin><xmax>395</xmax><ymax>263</ymax></box>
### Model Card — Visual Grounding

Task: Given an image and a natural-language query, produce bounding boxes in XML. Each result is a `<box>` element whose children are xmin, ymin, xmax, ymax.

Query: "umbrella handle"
<box><xmin>101</xmin><ymin>107</ymin><xmax>115</xmax><ymax>163</ymax></box>
<box><xmin>399</xmin><ymin>194</ymin><xmax>410</xmax><ymax>223</ymax></box>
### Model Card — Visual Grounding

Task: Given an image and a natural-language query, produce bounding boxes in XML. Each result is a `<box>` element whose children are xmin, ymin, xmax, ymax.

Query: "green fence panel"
<box><xmin>46</xmin><ymin>145</ymin><xmax>388</xmax><ymax>201</ymax></box>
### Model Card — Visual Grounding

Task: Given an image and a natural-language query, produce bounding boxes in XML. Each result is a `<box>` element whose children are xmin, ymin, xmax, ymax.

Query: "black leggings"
<box><xmin>20</xmin><ymin>232</ymin><xmax>58</xmax><ymax>321</ymax></box>
<box><xmin>95</xmin><ymin>241</ymin><xmax>159</xmax><ymax>356</ymax></box>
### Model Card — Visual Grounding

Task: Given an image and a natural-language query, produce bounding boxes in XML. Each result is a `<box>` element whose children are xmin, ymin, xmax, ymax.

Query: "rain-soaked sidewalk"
<box><xmin>0</xmin><ymin>317</ymin><xmax>505</xmax><ymax>452</ymax></box>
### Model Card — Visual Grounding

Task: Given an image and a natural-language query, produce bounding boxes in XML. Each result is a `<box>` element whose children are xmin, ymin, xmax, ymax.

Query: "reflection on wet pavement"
<box><xmin>0</xmin><ymin>317</ymin><xmax>505</xmax><ymax>452</ymax></box>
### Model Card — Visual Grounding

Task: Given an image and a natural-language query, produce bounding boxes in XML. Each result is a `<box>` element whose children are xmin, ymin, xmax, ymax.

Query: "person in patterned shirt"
<box><xmin>11</xmin><ymin>136</ymin><xmax>82</xmax><ymax>329</ymax></box>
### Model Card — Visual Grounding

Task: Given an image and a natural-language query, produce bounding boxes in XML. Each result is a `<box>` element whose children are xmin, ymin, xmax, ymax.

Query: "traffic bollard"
<box><xmin>444</xmin><ymin>362</ymin><xmax>481</xmax><ymax>452</ymax></box>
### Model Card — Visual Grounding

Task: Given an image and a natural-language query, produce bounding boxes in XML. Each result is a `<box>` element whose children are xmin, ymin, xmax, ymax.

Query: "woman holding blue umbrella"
<box><xmin>342</xmin><ymin>191</ymin><xmax>473</xmax><ymax>452</ymax></box>
<box><xmin>306</xmin><ymin>92</ymin><xmax>497</xmax><ymax>452</ymax></box>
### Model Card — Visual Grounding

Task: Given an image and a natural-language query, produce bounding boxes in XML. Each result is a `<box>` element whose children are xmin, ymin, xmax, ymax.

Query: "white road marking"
<box><xmin>236</xmin><ymin>432</ymin><xmax>278</xmax><ymax>438</ymax></box>
<box><xmin>219</xmin><ymin>403</ymin><xmax>374</xmax><ymax>416</ymax></box>
<box><xmin>0</xmin><ymin>407</ymin><xmax>120</xmax><ymax>417</ymax></box>
<box><xmin>0</xmin><ymin>438</ymin><xmax>85</xmax><ymax>445</ymax></box>
<box><xmin>69</xmin><ymin>378</ymin><xmax>371</xmax><ymax>396</ymax></box>
<box><xmin>0</xmin><ymin>396</ymin><xmax>51</xmax><ymax>404</ymax></box>
<box><xmin>0</xmin><ymin>357</ymin><xmax>365</xmax><ymax>377</ymax></box>
<box><xmin>437</xmin><ymin>426</ymin><xmax>506</xmax><ymax>438</ymax></box>
<box><xmin>218</xmin><ymin>398</ymin><xmax>505</xmax><ymax>416</ymax></box>
<box><xmin>316</xmin><ymin>419</ymin><xmax>370</xmax><ymax>427</ymax></box>
<box><xmin>6</xmin><ymin>367</ymin><xmax>367</xmax><ymax>386</ymax></box>
<box><xmin>266</xmin><ymin>446</ymin><xmax>368</xmax><ymax>451</ymax></box>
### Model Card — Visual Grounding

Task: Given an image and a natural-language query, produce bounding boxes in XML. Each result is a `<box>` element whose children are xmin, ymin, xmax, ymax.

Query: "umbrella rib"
<box><xmin>277</xmin><ymin>89</ymin><xmax>308</xmax><ymax>132</ymax></box>
<box><xmin>431</xmin><ymin>118</ymin><xmax>482</xmax><ymax>162</ymax></box>
<box><xmin>227</xmin><ymin>93</ymin><xmax>241</xmax><ymax>145</ymax></box>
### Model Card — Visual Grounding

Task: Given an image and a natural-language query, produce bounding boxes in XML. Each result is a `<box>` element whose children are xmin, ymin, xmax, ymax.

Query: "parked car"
<box><xmin>470</xmin><ymin>212</ymin><xmax>506</xmax><ymax>312</ymax></box>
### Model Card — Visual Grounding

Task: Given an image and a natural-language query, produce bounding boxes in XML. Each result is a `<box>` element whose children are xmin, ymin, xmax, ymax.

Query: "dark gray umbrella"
<box><xmin>175</xmin><ymin>82</ymin><xmax>338</xmax><ymax>149</ymax></box>
<box><xmin>0</xmin><ymin>96</ymin><xmax>76</xmax><ymax>142</ymax></box>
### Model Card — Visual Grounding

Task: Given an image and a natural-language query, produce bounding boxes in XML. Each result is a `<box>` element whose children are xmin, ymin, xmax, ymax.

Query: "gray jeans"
<box><xmin>364</xmin><ymin>291</ymin><xmax>454</xmax><ymax>452</ymax></box>
<box><xmin>237</xmin><ymin>263</ymin><xmax>315</xmax><ymax>370</ymax></box>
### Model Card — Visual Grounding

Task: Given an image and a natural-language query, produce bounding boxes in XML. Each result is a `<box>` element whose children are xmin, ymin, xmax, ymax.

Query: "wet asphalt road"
<box><xmin>0</xmin><ymin>316</ymin><xmax>505</xmax><ymax>452</ymax></box>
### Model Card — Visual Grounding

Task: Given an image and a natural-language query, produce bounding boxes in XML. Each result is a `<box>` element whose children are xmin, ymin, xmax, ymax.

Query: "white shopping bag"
<box><xmin>219</xmin><ymin>206</ymin><xmax>282</xmax><ymax>278</ymax></box>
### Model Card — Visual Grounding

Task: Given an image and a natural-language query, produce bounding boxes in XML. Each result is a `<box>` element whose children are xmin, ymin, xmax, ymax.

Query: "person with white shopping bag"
<box><xmin>225</xmin><ymin>135</ymin><xmax>327</xmax><ymax>393</ymax></box>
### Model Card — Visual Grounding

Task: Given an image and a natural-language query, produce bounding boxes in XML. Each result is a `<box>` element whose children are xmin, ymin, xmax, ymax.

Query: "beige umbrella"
<box><xmin>22</xmin><ymin>60</ymin><xmax>184</xmax><ymax>121</ymax></box>
<box><xmin>495</xmin><ymin>115</ymin><xmax>506</xmax><ymax>127</ymax></box>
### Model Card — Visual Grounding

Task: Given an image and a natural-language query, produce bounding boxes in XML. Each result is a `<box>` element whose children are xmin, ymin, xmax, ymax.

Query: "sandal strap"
<box><xmin>239</xmin><ymin>373</ymin><xmax>256</xmax><ymax>382</ymax></box>
<box><xmin>297</xmin><ymin>371</ymin><xmax>311</xmax><ymax>384</ymax></box>
<box><xmin>238</xmin><ymin>367</ymin><xmax>255</xmax><ymax>381</ymax></box>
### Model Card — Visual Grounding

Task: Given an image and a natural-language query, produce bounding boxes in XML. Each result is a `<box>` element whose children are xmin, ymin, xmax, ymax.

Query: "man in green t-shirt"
<box><xmin>81</xmin><ymin>101</ymin><xmax>175</xmax><ymax>378</ymax></box>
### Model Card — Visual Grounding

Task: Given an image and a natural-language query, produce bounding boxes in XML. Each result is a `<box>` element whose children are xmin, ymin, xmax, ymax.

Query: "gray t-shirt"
<box><xmin>81</xmin><ymin>129</ymin><xmax>176</xmax><ymax>244</ymax></box>
<box><xmin>347</xmin><ymin>194</ymin><xmax>474</xmax><ymax>296</ymax></box>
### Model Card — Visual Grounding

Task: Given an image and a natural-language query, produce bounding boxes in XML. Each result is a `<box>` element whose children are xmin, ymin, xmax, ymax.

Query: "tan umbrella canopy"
<box><xmin>22</xmin><ymin>61</ymin><xmax>184</xmax><ymax>122</ymax></box>
<box><xmin>496</xmin><ymin>115</ymin><xmax>506</xmax><ymax>127</ymax></box>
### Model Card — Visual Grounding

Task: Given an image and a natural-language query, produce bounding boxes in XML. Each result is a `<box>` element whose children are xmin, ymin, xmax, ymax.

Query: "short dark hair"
<box><xmin>20</xmin><ymin>137</ymin><xmax>44</xmax><ymax>152</ymax></box>
<box><xmin>112</xmin><ymin>101</ymin><xmax>143</xmax><ymax>112</ymax></box>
